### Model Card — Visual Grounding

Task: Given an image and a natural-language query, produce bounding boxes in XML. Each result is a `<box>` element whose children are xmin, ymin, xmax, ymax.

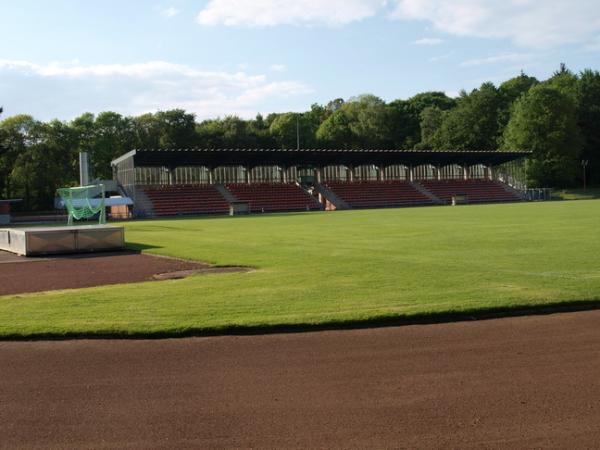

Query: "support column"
<box><xmin>244</xmin><ymin>166</ymin><xmax>251</xmax><ymax>183</ymax></box>
<box><xmin>167</xmin><ymin>167</ymin><xmax>175</xmax><ymax>185</ymax></box>
<box><xmin>408</xmin><ymin>166</ymin><xmax>415</xmax><ymax>182</ymax></box>
<box><xmin>208</xmin><ymin>168</ymin><xmax>214</xmax><ymax>184</ymax></box>
<box><xmin>463</xmin><ymin>166</ymin><xmax>470</xmax><ymax>180</ymax></box>
<box><xmin>315</xmin><ymin>167</ymin><xmax>323</xmax><ymax>184</ymax></box>
<box><xmin>487</xmin><ymin>166</ymin><xmax>494</xmax><ymax>180</ymax></box>
<box><xmin>435</xmin><ymin>166</ymin><xmax>442</xmax><ymax>180</ymax></box>
<box><xmin>376</xmin><ymin>166</ymin><xmax>382</xmax><ymax>181</ymax></box>
<box><xmin>346</xmin><ymin>166</ymin><xmax>354</xmax><ymax>182</ymax></box>
<box><xmin>380</xmin><ymin>166</ymin><xmax>386</xmax><ymax>182</ymax></box>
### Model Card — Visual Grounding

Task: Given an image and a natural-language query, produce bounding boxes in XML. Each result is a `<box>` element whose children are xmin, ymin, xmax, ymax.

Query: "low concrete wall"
<box><xmin>0</xmin><ymin>225</ymin><xmax>125</xmax><ymax>256</ymax></box>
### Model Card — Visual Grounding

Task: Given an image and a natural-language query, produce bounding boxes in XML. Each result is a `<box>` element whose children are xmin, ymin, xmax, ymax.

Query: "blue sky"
<box><xmin>1</xmin><ymin>0</ymin><xmax>599</xmax><ymax>121</ymax></box>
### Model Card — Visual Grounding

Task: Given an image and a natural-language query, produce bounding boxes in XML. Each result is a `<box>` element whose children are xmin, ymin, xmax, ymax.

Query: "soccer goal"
<box><xmin>56</xmin><ymin>184</ymin><xmax>107</xmax><ymax>226</ymax></box>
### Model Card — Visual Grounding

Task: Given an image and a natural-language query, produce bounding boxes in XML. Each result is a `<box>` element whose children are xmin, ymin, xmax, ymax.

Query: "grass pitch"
<box><xmin>1</xmin><ymin>200</ymin><xmax>600</xmax><ymax>338</ymax></box>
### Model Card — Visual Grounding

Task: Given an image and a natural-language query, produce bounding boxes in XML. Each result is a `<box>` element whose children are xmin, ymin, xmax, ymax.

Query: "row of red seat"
<box><xmin>140</xmin><ymin>180</ymin><xmax>521</xmax><ymax>216</ymax></box>
<box><xmin>420</xmin><ymin>180</ymin><xmax>521</xmax><ymax>203</ymax></box>
<box><xmin>324</xmin><ymin>181</ymin><xmax>433</xmax><ymax>208</ymax></box>
<box><xmin>225</xmin><ymin>183</ymin><xmax>321</xmax><ymax>213</ymax></box>
<box><xmin>141</xmin><ymin>185</ymin><xmax>230</xmax><ymax>216</ymax></box>
<box><xmin>142</xmin><ymin>183</ymin><xmax>321</xmax><ymax>216</ymax></box>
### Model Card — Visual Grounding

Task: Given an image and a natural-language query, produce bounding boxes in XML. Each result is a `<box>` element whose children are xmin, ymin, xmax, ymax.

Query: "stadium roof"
<box><xmin>112</xmin><ymin>148</ymin><xmax>530</xmax><ymax>168</ymax></box>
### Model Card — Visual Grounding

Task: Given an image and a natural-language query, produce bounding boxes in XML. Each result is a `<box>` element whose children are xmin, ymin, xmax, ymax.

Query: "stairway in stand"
<box><xmin>418</xmin><ymin>179</ymin><xmax>523</xmax><ymax>204</ymax></box>
<box><xmin>224</xmin><ymin>183</ymin><xmax>321</xmax><ymax>213</ymax></box>
<box><xmin>323</xmin><ymin>181</ymin><xmax>434</xmax><ymax>209</ymax></box>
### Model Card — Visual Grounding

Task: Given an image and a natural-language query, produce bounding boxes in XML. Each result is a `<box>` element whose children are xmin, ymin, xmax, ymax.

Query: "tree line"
<box><xmin>1</xmin><ymin>65</ymin><xmax>598</xmax><ymax>211</ymax></box>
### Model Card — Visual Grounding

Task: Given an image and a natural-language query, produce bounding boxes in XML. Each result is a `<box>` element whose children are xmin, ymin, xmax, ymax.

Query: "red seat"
<box><xmin>225</xmin><ymin>183</ymin><xmax>321</xmax><ymax>213</ymax></box>
<box><xmin>324</xmin><ymin>181</ymin><xmax>433</xmax><ymax>209</ymax></box>
<box><xmin>141</xmin><ymin>185</ymin><xmax>230</xmax><ymax>216</ymax></box>
<box><xmin>420</xmin><ymin>179</ymin><xmax>521</xmax><ymax>204</ymax></box>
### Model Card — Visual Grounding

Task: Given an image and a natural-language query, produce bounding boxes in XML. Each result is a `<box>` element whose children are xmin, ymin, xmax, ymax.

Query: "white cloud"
<box><xmin>413</xmin><ymin>37</ymin><xmax>443</xmax><ymax>45</ymax></box>
<box><xmin>429</xmin><ymin>52</ymin><xmax>453</xmax><ymax>62</ymax></box>
<box><xmin>160</xmin><ymin>6</ymin><xmax>181</xmax><ymax>19</ymax></box>
<box><xmin>197</xmin><ymin>0</ymin><xmax>385</xmax><ymax>27</ymax></box>
<box><xmin>194</xmin><ymin>0</ymin><xmax>600</xmax><ymax>49</ymax></box>
<box><xmin>391</xmin><ymin>0</ymin><xmax>600</xmax><ymax>48</ymax></box>
<box><xmin>160</xmin><ymin>6</ymin><xmax>180</xmax><ymax>18</ymax></box>
<box><xmin>460</xmin><ymin>52</ymin><xmax>532</xmax><ymax>67</ymax></box>
<box><xmin>0</xmin><ymin>59</ymin><xmax>313</xmax><ymax>120</ymax></box>
<box><xmin>269</xmin><ymin>64</ymin><xmax>286</xmax><ymax>72</ymax></box>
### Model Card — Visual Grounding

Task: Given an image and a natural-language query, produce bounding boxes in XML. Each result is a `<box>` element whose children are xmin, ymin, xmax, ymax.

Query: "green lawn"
<box><xmin>553</xmin><ymin>187</ymin><xmax>600</xmax><ymax>201</ymax></box>
<box><xmin>2</xmin><ymin>201</ymin><xmax>600</xmax><ymax>338</ymax></box>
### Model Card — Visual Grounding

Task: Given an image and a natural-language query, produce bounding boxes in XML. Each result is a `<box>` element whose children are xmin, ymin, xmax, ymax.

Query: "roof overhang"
<box><xmin>112</xmin><ymin>148</ymin><xmax>530</xmax><ymax>168</ymax></box>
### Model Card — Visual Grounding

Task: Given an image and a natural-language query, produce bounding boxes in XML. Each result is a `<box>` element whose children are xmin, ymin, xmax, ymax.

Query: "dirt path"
<box><xmin>1</xmin><ymin>310</ymin><xmax>600</xmax><ymax>449</ymax></box>
<box><xmin>0</xmin><ymin>251</ymin><xmax>248</xmax><ymax>295</ymax></box>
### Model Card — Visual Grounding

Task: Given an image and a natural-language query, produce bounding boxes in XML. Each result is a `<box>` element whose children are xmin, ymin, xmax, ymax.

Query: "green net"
<box><xmin>57</xmin><ymin>184</ymin><xmax>106</xmax><ymax>226</ymax></box>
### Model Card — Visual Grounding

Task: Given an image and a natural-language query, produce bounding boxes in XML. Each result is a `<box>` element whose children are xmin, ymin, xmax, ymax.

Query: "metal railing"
<box><xmin>519</xmin><ymin>188</ymin><xmax>553</xmax><ymax>201</ymax></box>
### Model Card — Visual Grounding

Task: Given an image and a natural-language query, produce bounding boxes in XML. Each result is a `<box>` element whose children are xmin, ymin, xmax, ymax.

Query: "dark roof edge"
<box><xmin>127</xmin><ymin>148</ymin><xmax>530</xmax><ymax>154</ymax></box>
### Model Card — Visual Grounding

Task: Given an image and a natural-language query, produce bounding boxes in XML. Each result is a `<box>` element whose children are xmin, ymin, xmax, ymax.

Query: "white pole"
<box><xmin>296</xmin><ymin>115</ymin><xmax>300</xmax><ymax>150</ymax></box>
<box><xmin>79</xmin><ymin>152</ymin><xmax>90</xmax><ymax>186</ymax></box>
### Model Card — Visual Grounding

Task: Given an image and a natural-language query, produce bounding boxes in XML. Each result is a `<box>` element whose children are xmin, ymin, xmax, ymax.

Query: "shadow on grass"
<box><xmin>3</xmin><ymin>299</ymin><xmax>600</xmax><ymax>341</ymax></box>
<box><xmin>125</xmin><ymin>241</ymin><xmax>164</xmax><ymax>252</ymax></box>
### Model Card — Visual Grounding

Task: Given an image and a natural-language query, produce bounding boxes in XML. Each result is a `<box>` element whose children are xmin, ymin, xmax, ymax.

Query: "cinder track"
<box><xmin>0</xmin><ymin>251</ymin><xmax>233</xmax><ymax>295</ymax></box>
<box><xmin>1</xmin><ymin>310</ymin><xmax>600</xmax><ymax>449</ymax></box>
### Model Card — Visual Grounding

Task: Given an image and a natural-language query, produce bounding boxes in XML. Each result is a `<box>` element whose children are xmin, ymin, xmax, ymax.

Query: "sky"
<box><xmin>1</xmin><ymin>0</ymin><xmax>600</xmax><ymax>121</ymax></box>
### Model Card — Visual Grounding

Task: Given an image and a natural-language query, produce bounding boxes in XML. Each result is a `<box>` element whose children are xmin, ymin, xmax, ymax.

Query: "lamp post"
<box><xmin>581</xmin><ymin>160</ymin><xmax>589</xmax><ymax>190</ymax></box>
<box><xmin>296</xmin><ymin>114</ymin><xmax>300</xmax><ymax>150</ymax></box>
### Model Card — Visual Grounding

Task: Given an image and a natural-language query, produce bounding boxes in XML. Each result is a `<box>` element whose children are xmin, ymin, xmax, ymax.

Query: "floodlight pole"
<box><xmin>79</xmin><ymin>152</ymin><xmax>90</xmax><ymax>186</ymax></box>
<box><xmin>581</xmin><ymin>160</ymin><xmax>589</xmax><ymax>190</ymax></box>
<box><xmin>296</xmin><ymin>115</ymin><xmax>300</xmax><ymax>150</ymax></box>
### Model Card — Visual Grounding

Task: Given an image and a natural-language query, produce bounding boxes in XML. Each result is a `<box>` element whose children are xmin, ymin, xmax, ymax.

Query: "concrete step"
<box><xmin>410</xmin><ymin>182</ymin><xmax>445</xmax><ymax>204</ymax></box>
<box><xmin>313</xmin><ymin>183</ymin><xmax>351</xmax><ymax>210</ymax></box>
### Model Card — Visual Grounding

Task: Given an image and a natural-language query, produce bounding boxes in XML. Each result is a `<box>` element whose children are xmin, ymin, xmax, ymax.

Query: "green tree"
<box><xmin>317</xmin><ymin>94</ymin><xmax>397</xmax><ymax>148</ymax></box>
<box><xmin>545</xmin><ymin>63</ymin><xmax>578</xmax><ymax>100</ymax></box>
<box><xmin>387</xmin><ymin>99</ymin><xmax>420</xmax><ymax>148</ymax></box>
<box><xmin>435</xmin><ymin>82</ymin><xmax>502</xmax><ymax>150</ymax></box>
<box><xmin>133</xmin><ymin>113</ymin><xmax>162</xmax><ymax>149</ymax></box>
<box><xmin>269</xmin><ymin>111</ymin><xmax>321</xmax><ymax>149</ymax></box>
<box><xmin>91</xmin><ymin>112</ymin><xmax>136</xmax><ymax>179</ymax></box>
<box><xmin>269</xmin><ymin>113</ymin><xmax>303</xmax><ymax>148</ymax></box>
<box><xmin>576</xmin><ymin>69</ymin><xmax>600</xmax><ymax>184</ymax></box>
<box><xmin>0</xmin><ymin>118</ymin><xmax>76</xmax><ymax>210</ymax></box>
<box><xmin>416</xmin><ymin>106</ymin><xmax>446</xmax><ymax>149</ymax></box>
<box><xmin>248</xmin><ymin>114</ymin><xmax>276</xmax><ymax>148</ymax></box>
<box><xmin>154</xmin><ymin>109</ymin><xmax>198</xmax><ymax>148</ymax></box>
<box><xmin>497</xmin><ymin>72</ymin><xmax>539</xmax><ymax>137</ymax></box>
<box><xmin>197</xmin><ymin>116</ymin><xmax>274</xmax><ymax>148</ymax></box>
<box><xmin>503</xmin><ymin>85</ymin><xmax>582</xmax><ymax>187</ymax></box>
<box><xmin>0</xmin><ymin>115</ymin><xmax>39</xmax><ymax>201</ymax></box>
<box><xmin>315</xmin><ymin>108</ymin><xmax>353</xmax><ymax>148</ymax></box>
<box><xmin>407</xmin><ymin>91</ymin><xmax>456</xmax><ymax>114</ymax></box>
<box><xmin>326</xmin><ymin>98</ymin><xmax>345</xmax><ymax>112</ymax></box>
<box><xmin>347</xmin><ymin>95</ymin><xmax>395</xmax><ymax>147</ymax></box>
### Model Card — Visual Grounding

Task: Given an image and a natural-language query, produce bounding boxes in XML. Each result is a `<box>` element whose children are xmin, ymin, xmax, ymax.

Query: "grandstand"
<box><xmin>111</xmin><ymin>149</ymin><xmax>528</xmax><ymax>217</ymax></box>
